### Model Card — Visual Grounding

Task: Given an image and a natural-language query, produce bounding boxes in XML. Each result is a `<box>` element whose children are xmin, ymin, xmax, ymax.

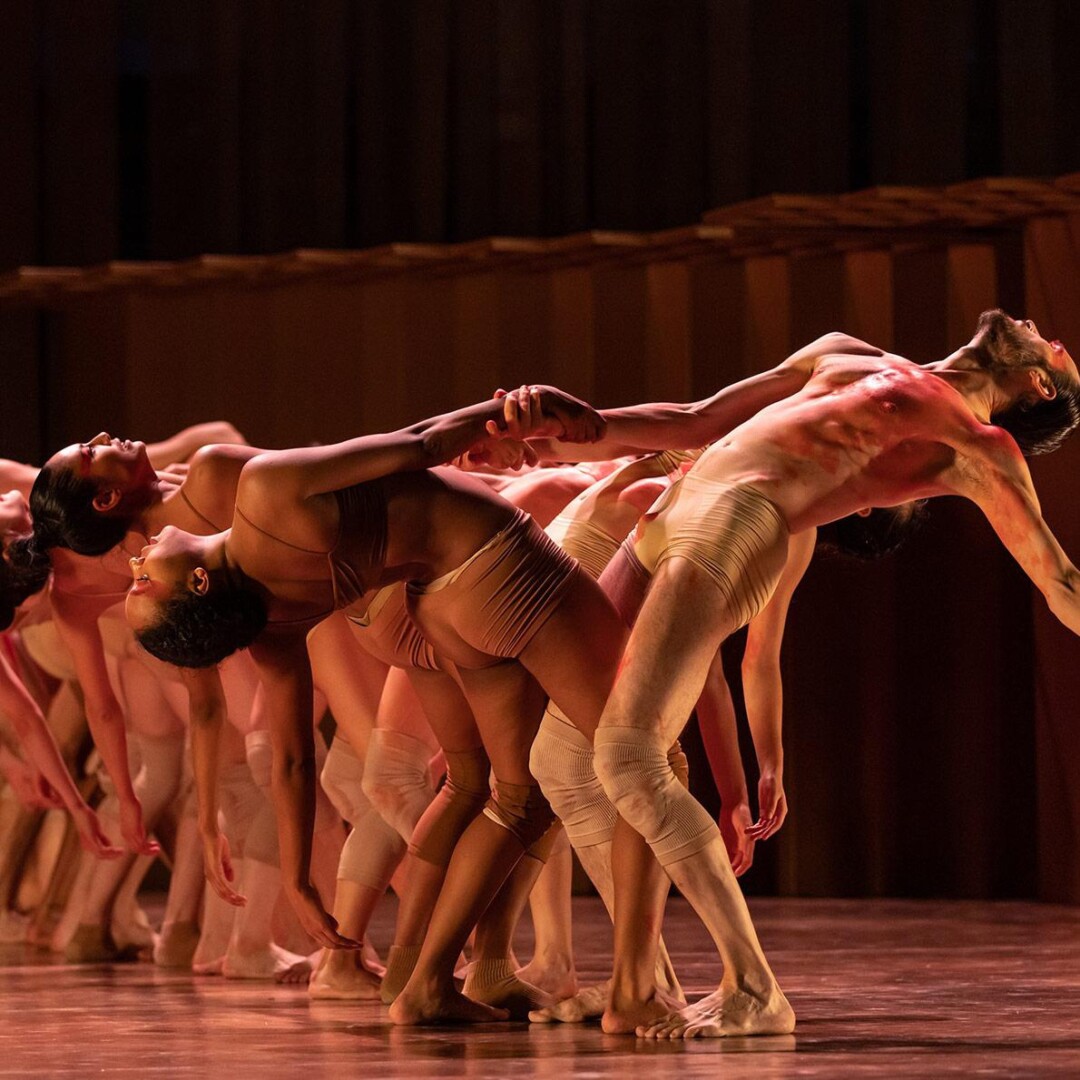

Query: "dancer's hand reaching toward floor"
<box><xmin>288</xmin><ymin>882</ymin><xmax>362</xmax><ymax>950</ymax></box>
<box><xmin>487</xmin><ymin>385</ymin><xmax>605</xmax><ymax>444</ymax></box>
<box><xmin>745</xmin><ymin>769</ymin><xmax>787</xmax><ymax>841</ymax></box>
<box><xmin>119</xmin><ymin>795</ymin><xmax>160</xmax><ymax>856</ymax></box>
<box><xmin>201</xmin><ymin>827</ymin><xmax>246</xmax><ymax>907</ymax></box>
<box><xmin>74</xmin><ymin>805</ymin><xmax>124</xmax><ymax>859</ymax></box>
<box><xmin>719</xmin><ymin>800</ymin><xmax>756</xmax><ymax>876</ymax></box>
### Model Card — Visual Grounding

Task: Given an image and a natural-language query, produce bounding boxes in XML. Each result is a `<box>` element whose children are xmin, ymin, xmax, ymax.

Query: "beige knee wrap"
<box><xmin>217</xmin><ymin>761</ymin><xmax>260</xmax><ymax>858</ymax></box>
<box><xmin>320</xmin><ymin>736</ymin><xmax>404</xmax><ymax>889</ymax></box>
<box><xmin>361</xmin><ymin>729</ymin><xmax>436</xmax><ymax>843</ymax></box>
<box><xmin>244</xmin><ymin>730</ymin><xmax>273</xmax><ymax>789</ymax></box>
<box><xmin>593</xmin><ymin>726</ymin><xmax>718</xmax><ymax>868</ymax></box>
<box><xmin>483</xmin><ymin>780</ymin><xmax>556</xmax><ymax>853</ymax></box>
<box><xmin>408</xmin><ymin>746</ymin><xmax>490</xmax><ymax>867</ymax></box>
<box><xmin>529</xmin><ymin>704</ymin><xmax>618</xmax><ymax>850</ymax></box>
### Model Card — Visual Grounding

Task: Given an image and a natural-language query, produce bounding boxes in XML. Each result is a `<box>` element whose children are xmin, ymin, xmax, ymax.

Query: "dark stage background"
<box><xmin>2</xmin><ymin>1</ymin><xmax>1079</xmax><ymax>905</ymax></box>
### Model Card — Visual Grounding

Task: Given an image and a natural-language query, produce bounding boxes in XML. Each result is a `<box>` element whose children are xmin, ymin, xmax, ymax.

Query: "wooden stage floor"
<box><xmin>2</xmin><ymin>896</ymin><xmax>1079</xmax><ymax>1078</ymax></box>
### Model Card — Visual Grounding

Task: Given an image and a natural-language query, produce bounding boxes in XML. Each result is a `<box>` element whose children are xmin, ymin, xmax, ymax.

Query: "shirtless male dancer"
<box><xmin>516</xmin><ymin>310</ymin><xmax>1078</xmax><ymax>1038</ymax></box>
<box><xmin>531</xmin><ymin>446</ymin><xmax>921</xmax><ymax>1028</ymax></box>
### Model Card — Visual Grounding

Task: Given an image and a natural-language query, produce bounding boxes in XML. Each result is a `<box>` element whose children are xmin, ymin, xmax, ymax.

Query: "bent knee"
<box><xmin>593</xmin><ymin>726</ymin><xmax>667</xmax><ymax>811</ymax></box>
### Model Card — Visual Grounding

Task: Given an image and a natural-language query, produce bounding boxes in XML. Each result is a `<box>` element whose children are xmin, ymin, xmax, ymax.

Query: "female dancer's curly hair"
<box><xmin>136</xmin><ymin>585</ymin><xmax>268</xmax><ymax>669</ymax></box>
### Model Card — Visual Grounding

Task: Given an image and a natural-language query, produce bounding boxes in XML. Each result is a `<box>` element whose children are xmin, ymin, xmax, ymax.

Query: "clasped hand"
<box><xmin>486</xmin><ymin>385</ymin><xmax>606</xmax><ymax>444</ymax></box>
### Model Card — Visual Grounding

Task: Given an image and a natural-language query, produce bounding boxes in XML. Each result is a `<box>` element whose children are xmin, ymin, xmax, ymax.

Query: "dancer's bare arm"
<box><xmin>145</xmin><ymin>422</ymin><xmax>246</xmax><ymax>470</ymax></box>
<box><xmin>0</xmin><ymin>646</ymin><xmax>121</xmax><ymax>857</ymax></box>
<box><xmin>0</xmin><ymin>742</ymin><xmax>55</xmax><ymax>807</ymax></box>
<box><xmin>243</xmin><ymin>390</ymin><xmax>602</xmax><ymax>502</ymax></box>
<box><xmin>48</xmin><ymin>587</ymin><xmax>158</xmax><ymax>855</ymax></box>
<box><xmin>945</xmin><ymin>430</ymin><xmax>1080</xmax><ymax>634</ymax></box>
<box><xmin>695</xmin><ymin>655</ymin><xmax>755</xmax><ymax>876</ymax></box>
<box><xmin>183</xmin><ymin>666</ymin><xmax>246</xmax><ymax>906</ymax></box>
<box><xmin>514</xmin><ymin>333</ymin><xmax>884</xmax><ymax>459</ymax></box>
<box><xmin>740</xmin><ymin>528</ymin><xmax>816</xmax><ymax>841</ymax></box>
<box><xmin>251</xmin><ymin>632</ymin><xmax>360</xmax><ymax>950</ymax></box>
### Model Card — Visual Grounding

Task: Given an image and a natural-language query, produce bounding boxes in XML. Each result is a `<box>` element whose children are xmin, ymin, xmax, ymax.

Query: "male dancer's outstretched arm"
<box><xmin>944</xmin><ymin>427</ymin><xmax>1080</xmax><ymax>633</ymax></box>
<box><xmin>504</xmin><ymin>332</ymin><xmax>883</xmax><ymax>459</ymax></box>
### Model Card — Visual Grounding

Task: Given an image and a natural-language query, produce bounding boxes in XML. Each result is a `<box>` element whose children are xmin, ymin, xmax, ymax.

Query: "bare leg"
<box><xmin>314</xmin><ymin>665</ymin><xmax>441</xmax><ymax>999</ymax></box>
<box><xmin>67</xmin><ymin>727</ymin><xmax>185</xmax><ymax>962</ymax></box>
<box><xmin>309</xmin><ymin>878</ymin><xmax>387</xmax><ymax>999</ymax></box>
<box><xmin>381</xmin><ymin>668</ymin><xmax>486</xmax><ymax>1004</ymax></box>
<box><xmin>305</xmin><ymin>614</ymin><xmax>391</xmax><ymax>988</ymax></box>
<box><xmin>389</xmin><ymin>663</ymin><xmax>548</xmax><ymax>1026</ymax></box>
<box><xmin>462</xmin><ymin>841</ymin><xmax>557</xmax><ymax>1018</ymax></box>
<box><xmin>518</xmin><ymin>572</ymin><xmax>686</xmax><ymax>1025</ymax></box>
<box><xmin>192</xmin><ymin>879</ymin><xmax>235</xmax><ymax>974</ymax></box>
<box><xmin>153</xmin><ymin>792</ymin><xmax>204</xmax><ymax>967</ymax></box>
<box><xmin>517</xmin><ymin>828</ymin><xmax>578</xmax><ymax>999</ymax></box>
<box><xmin>598</xmin><ymin>557</ymin><xmax>793</xmax><ymax>1039</ymax></box>
<box><xmin>221</xmin><ymin>858</ymin><xmax>309</xmax><ymax>979</ymax></box>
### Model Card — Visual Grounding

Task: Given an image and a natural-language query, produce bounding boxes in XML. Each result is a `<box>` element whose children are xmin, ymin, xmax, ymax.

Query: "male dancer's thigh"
<box><xmin>602</xmin><ymin>555</ymin><xmax>763</xmax><ymax>748</ymax></box>
<box><xmin>517</xmin><ymin>571</ymin><xmax>627</xmax><ymax>742</ymax></box>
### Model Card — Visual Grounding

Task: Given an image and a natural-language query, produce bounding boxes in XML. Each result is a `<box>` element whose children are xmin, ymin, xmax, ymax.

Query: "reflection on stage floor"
<box><xmin>3</xmin><ymin>896</ymin><xmax>1079</xmax><ymax>1078</ymax></box>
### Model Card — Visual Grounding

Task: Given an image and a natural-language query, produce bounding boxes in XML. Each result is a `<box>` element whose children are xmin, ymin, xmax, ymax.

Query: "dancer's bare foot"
<box><xmin>222</xmin><ymin>942</ymin><xmax>311</xmax><ymax>981</ymax></box>
<box><xmin>276</xmin><ymin>951</ymin><xmax>319</xmax><ymax>985</ymax></box>
<box><xmin>529</xmin><ymin>981</ymin><xmax>609</xmax><ymax>1024</ymax></box>
<box><xmin>602</xmin><ymin>986</ymin><xmax>685</xmax><ymax>1035</ymax></box>
<box><xmin>153</xmin><ymin>920</ymin><xmax>201</xmax><ymax>969</ymax></box>
<box><xmin>380</xmin><ymin>944</ymin><xmax>422</xmax><ymax>1005</ymax></box>
<box><xmin>65</xmin><ymin>924</ymin><xmax>137</xmax><ymax>964</ymax></box>
<box><xmin>635</xmin><ymin>984</ymin><xmax>796</xmax><ymax>1039</ymax></box>
<box><xmin>192</xmin><ymin>892</ymin><xmax>234</xmax><ymax>974</ymax></box>
<box><xmin>389</xmin><ymin>975</ymin><xmax>510</xmax><ymax>1026</ymax></box>
<box><xmin>516</xmin><ymin>952</ymin><xmax>578</xmax><ymax>1000</ymax></box>
<box><xmin>111</xmin><ymin>904</ymin><xmax>155</xmax><ymax>951</ymax></box>
<box><xmin>309</xmin><ymin>947</ymin><xmax>384</xmax><ymax>1000</ymax></box>
<box><xmin>462</xmin><ymin>959</ymin><xmax>555</xmax><ymax>1020</ymax></box>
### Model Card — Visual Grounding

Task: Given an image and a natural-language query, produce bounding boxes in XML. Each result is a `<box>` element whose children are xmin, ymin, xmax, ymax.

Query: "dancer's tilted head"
<box><xmin>973</xmin><ymin>310</ymin><xmax>1080</xmax><ymax>456</ymax></box>
<box><xmin>125</xmin><ymin>526</ymin><xmax>266</xmax><ymax>668</ymax></box>
<box><xmin>0</xmin><ymin>489</ymin><xmax>48</xmax><ymax>630</ymax></box>
<box><xmin>31</xmin><ymin>432</ymin><xmax>158</xmax><ymax>555</ymax></box>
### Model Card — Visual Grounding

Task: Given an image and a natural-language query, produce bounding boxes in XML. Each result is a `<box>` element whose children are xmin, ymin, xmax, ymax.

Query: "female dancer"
<box><xmin>127</xmin><ymin>389</ymin><xmax>616</xmax><ymax>1024</ymax></box>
